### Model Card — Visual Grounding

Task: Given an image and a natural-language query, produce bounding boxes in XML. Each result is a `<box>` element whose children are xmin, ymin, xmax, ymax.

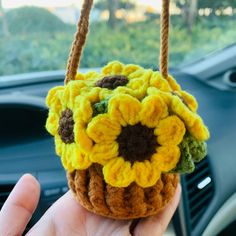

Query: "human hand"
<box><xmin>0</xmin><ymin>174</ymin><xmax>181</xmax><ymax>236</ymax></box>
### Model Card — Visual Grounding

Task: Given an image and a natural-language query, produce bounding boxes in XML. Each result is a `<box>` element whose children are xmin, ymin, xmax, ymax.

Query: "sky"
<box><xmin>2</xmin><ymin>0</ymin><xmax>162</xmax><ymax>10</ymax></box>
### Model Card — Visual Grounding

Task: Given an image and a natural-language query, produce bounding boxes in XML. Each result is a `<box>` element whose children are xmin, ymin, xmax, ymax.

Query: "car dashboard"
<box><xmin>0</xmin><ymin>60</ymin><xmax>236</xmax><ymax>235</ymax></box>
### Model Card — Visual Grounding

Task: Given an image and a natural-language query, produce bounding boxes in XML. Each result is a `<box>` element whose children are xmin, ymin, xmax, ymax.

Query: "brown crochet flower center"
<box><xmin>117</xmin><ymin>123</ymin><xmax>157</xmax><ymax>163</ymax></box>
<box><xmin>58</xmin><ymin>109</ymin><xmax>74</xmax><ymax>144</ymax></box>
<box><xmin>95</xmin><ymin>75</ymin><xmax>128</xmax><ymax>89</ymax></box>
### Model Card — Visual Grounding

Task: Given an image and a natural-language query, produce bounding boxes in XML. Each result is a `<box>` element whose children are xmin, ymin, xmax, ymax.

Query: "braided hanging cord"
<box><xmin>65</xmin><ymin>0</ymin><xmax>170</xmax><ymax>84</ymax></box>
<box><xmin>160</xmin><ymin>0</ymin><xmax>170</xmax><ymax>79</ymax></box>
<box><xmin>65</xmin><ymin>0</ymin><xmax>94</xmax><ymax>84</ymax></box>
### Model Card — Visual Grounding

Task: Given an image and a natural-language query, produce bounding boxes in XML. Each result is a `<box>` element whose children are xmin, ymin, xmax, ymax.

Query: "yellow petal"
<box><xmin>127</xmin><ymin>77</ymin><xmax>148</xmax><ymax>99</ymax></box>
<box><xmin>155</xmin><ymin>115</ymin><xmax>186</xmax><ymax>145</ymax></box>
<box><xmin>188</xmin><ymin>117</ymin><xmax>210</xmax><ymax>141</ymax></box>
<box><xmin>171</xmin><ymin>96</ymin><xmax>209</xmax><ymax>141</ymax></box>
<box><xmin>126</xmin><ymin>70</ymin><xmax>152</xmax><ymax>99</ymax></box>
<box><xmin>87</xmin><ymin>114</ymin><xmax>121</xmax><ymax>143</ymax></box>
<box><xmin>46</xmin><ymin>86</ymin><xmax>64</xmax><ymax>106</ymax></box>
<box><xmin>74</xmin><ymin>96</ymin><xmax>93</xmax><ymax>123</ymax></box>
<box><xmin>61</xmin><ymin>144</ymin><xmax>74</xmax><ymax>171</ymax></box>
<box><xmin>122</xmin><ymin>64</ymin><xmax>142</xmax><ymax>76</ymax></box>
<box><xmin>63</xmin><ymin>80</ymin><xmax>87</xmax><ymax>109</ymax></box>
<box><xmin>103</xmin><ymin>157</ymin><xmax>135</xmax><ymax>187</ymax></box>
<box><xmin>82</xmin><ymin>87</ymin><xmax>101</xmax><ymax>103</ymax></box>
<box><xmin>114</xmin><ymin>86</ymin><xmax>136</xmax><ymax>97</ymax></box>
<box><xmin>90</xmin><ymin>142</ymin><xmax>119</xmax><ymax>165</ymax></box>
<box><xmin>45</xmin><ymin>111</ymin><xmax>59</xmax><ymax>136</ymax></box>
<box><xmin>180</xmin><ymin>91</ymin><xmax>198</xmax><ymax>112</ymax></box>
<box><xmin>85</xmin><ymin>71</ymin><xmax>101</xmax><ymax>80</ymax></box>
<box><xmin>83</xmin><ymin>71</ymin><xmax>102</xmax><ymax>86</ymax></box>
<box><xmin>127</xmin><ymin>68</ymin><xmax>146</xmax><ymax>80</ymax></box>
<box><xmin>150</xmin><ymin>72</ymin><xmax>171</xmax><ymax>92</ymax></box>
<box><xmin>54</xmin><ymin>135</ymin><xmax>63</xmax><ymax>156</ymax></box>
<box><xmin>71</xmin><ymin>144</ymin><xmax>92</xmax><ymax>170</ymax></box>
<box><xmin>102</xmin><ymin>61</ymin><xmax>124</xmax><ymax>75</ymax></box>
<box><xmin>133</xmin><ymin>161</ymin><xmax>161</xmax><ymax>187</ymax></box>
<box><xmin>75</xmin><ymin>72</ymin><xmax>86</xmax><ymax>81</ymax></box>
<box><xmin>171</xmin><ymin>96</ymin><xmax>197</xmax><ymax>127</ymax></box>
<box><xmin>152</xmin><ymin>146</ymin><xmax>180</xmax><ymax>172</ymax></box>
<box><xmin>46</xmin><ymin>86</ymin><xmax>64</xmax><ymax>111</ymax></box>
<box><xmin>108</xmin><ymin>94</ymin><xmax>141</xmax><ymax>126</ymax></box>
<box><xmin>166</xmin><ymin>75</ymin><xmax>181</xmax><ymax>91</ymax></box>
<box><xmin>74</xmin><ymin>121</ymin><xmax>93</xmax><ymax>152</ymax></box>
<box><xmin>115</xmin><ymin>86</ymin><xmax>147</xmax><ymax>101</ymax></box>
<box><xmin>147</xmin><ymin>88</ymin><xmax>172</xmax><ymax>106</ymax></box>
<box><xmin>99</xmin><ymin>88</ymin><xmax>113</xmax><ymax>100</ymax></box>
<box><xmin>140</xmin><ymin>95</ymin><xmax>168</xmax><ymax>128</ymax></box>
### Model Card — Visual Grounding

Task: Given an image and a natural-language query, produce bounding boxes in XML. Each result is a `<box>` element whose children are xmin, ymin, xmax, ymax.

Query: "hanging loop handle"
<box><xmin>65</xmin><ymin>0</ymin><xmax>170</xmax><ymax>84</ymax></box>
<box><xmin>65</xmin><ymin>0</ymin><xmax>94</xmax><ymax>84</ymax></box>
<box><xmin>160</xmin><ymin>0</ymin><xmax>170</xmax><ymax>79</ymax></box>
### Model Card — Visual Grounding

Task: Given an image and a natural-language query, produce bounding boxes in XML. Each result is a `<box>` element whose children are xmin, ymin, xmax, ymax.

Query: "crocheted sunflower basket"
<box><xmin>45</xmin><ymin>0</ymin><xmax>209</xmax><ymax>220</ymax></box>
<box><xmin>45</xmin><ymin>61</ymin><xmax>209</xmax><ymax>219</ymax></box>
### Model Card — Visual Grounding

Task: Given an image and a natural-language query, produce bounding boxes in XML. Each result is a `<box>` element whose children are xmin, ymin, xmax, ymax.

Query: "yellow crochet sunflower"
<box><xmin>45</xmin><ymin>83</ymin><xmax>93</xmax><ymax>171</ymax></box>
<box><xmin>45</xmin><ymin>61</ymin><xmax>210</xmax><ymax>188</ymax></box>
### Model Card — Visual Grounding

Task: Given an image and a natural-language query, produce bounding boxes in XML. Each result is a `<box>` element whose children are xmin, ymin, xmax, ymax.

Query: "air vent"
<box><xmin>184</xmin><ymin>157</ymin><xmax>214</xmax><ymax>229</ymax></box>
<box><xmin>0</xmin><ymin>184</ymin><xmax>15</xmax><ymax>210</ymax></box>
<box><xmin>223</xmin><ymin>70</ymin><xmax>236</xmax><ymax>88</ymax></box>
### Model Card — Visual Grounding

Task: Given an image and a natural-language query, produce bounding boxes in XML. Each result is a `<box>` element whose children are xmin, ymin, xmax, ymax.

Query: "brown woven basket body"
<box><xmin>67</xmin><ymin>164</ymin><xmax>179</xmax><ymax>219</ymax></box>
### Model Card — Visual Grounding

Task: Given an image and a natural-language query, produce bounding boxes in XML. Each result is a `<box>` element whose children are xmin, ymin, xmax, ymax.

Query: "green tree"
<box><xmin>5</xmin><ymin>6</ymin><xmax>68</xmax><ymax>34</ymax></box>
<box><xmin>108</xmin><ymin>0</ymin><xmax>119</xmax><ymax>28</ymax></box>
<box><xmin>0</xmin><ymin>0</ymin><xmax>9</xmax><ymax>36</ymax></box>
<box><xmin>173</xmin><ymin>0</ymin><xmax>198</xmax><ymax>32</ymax></box>
<box><xmin>198</xmin><ymin>0</ymin><xmax>236</xmax><ymax>15</ymax></box>
<box><xmin>94</xmin><ymin>0</ymin><xmax>135</xmax><ymax>28</ymax></box>
<box><xmin>175</xmin><ymin>0</ymin><xmax>236</xmax><ymax>23</ymax></box>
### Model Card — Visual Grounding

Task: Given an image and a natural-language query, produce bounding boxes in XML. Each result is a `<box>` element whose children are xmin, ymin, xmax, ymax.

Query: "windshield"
<box><xmin>0</xmin><ymin>0</ymin><xmax>235</xmax><ymax>76</ymax></box>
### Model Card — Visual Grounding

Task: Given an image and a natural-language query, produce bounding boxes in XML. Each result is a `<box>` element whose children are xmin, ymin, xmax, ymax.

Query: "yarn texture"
<box><xmin>46</xmin><ymin>61</ymin><xmax>209</xmax><ymax>188</ymax></box>
<box><xmin>67</xmin><ymin>164</ymin><xmax>179</xmax><ymax>219</ymax></box>
<box><xmin>45</xmin><ymin>0</ymin><xmax>210</xmax><ymax>220</ymax></box>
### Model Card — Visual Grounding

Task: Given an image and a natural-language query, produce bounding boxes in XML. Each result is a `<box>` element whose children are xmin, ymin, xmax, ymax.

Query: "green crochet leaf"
<box><xmin>188</xmin><ymin>135</ymin><xmax>207</xmax><ymax>162</ymax></box>
<box><xmin>173</xmin><ymin>137</ymin><xmax>195</xmax><ymax>173</ymax></box>
<box><xmin>172</xmin><ymin>133</ymin><xmax>207</xmax><ymax>174</ymax></box>
<box><xmin>92</xmin><ymin>98</ymin><xmax>109</xmax><ymax>116</ymax></box>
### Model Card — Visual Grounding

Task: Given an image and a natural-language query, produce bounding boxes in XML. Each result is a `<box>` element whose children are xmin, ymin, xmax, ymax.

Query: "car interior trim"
<box><xmin>202</xmin><ymin>193</ymin><xmax>236</xmax><ymax>236</ymax></box>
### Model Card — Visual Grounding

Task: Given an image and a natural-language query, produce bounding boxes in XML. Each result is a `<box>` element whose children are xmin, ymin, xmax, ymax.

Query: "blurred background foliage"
<box><xmin>0</xmin><ymin>0</ymin><xmax>236</xmax><ymax>76</ymax></box>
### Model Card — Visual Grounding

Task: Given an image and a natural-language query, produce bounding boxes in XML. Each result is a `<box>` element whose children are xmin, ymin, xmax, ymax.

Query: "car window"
<box><xmin>0</xmin><ymin>0</ymin><xmax>235</xmax><ymax>77</ymax></box>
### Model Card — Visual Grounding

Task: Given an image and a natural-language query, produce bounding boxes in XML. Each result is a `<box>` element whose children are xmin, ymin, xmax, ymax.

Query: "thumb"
<box><xmin>0</xmin><ymin>174</ymin><xmax>40</xmax><ymax>236</ymax></box>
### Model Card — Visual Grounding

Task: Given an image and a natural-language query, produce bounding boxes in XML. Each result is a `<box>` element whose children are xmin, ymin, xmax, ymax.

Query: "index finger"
<box><xmin>0</xmin><ymin>174</ymin><xmax>40</xmax><ymax>236</ymax></box>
